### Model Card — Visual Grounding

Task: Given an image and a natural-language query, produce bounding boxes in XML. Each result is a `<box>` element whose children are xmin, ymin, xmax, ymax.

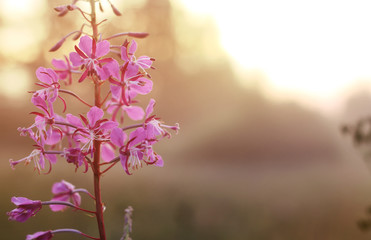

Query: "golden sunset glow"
<box><xmin>179</xmin><ymin>0</ymin><xmax>371</xmax><ymax>105</ymax></box>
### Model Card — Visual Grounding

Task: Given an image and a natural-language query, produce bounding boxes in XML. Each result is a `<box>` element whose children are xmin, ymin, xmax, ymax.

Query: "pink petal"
<box><xmin>66</xmin><ymin>114</ymin><xmax>84</xmax><ymax>128</ymax></box>
<box><xmin>46</xmin><ymin>154</ymin><xmax>57</xmax><ymax>164</ymax></box>
<box><xmin>125</xmin><ymin>63</ymin><xmax>139</xmax><ymax>79</ymax></box>
<box><xmin>120</xmin><ymin>155</ymin><xmax>130</xmax><ymax>174</ymax></box>
<box><xmin>101</xmin><ymin>143</ymin><xmax>115</xmax><ymax>162</ymax></box>
<box><xmin>96</xmin><ymin>66</ymin><xmax>109</xmax><ymax>80</ymax></box>
<box><xmin>38</xmin><ymin>154</ymin><xmax>45</xmax><ymax>170</ymax></box>
<box><xmin>52</xmin><ymin>59</ymin><xmax>67</xmax><ymax>69</ymax></box>
<box><xmin>120</xmin><ymin>46</ymin><xmax>129</xmax><ymax>62</ymax></box>
<box><xmin>31</xmin><ymin>95</ymin><xmax>48</xmax><ymax>112</ymax></box>
<box><xmin>125</xmin><ymin>105</ymin><xmax>144</xmax><ymax>121</ymax></box>
<box><xmin>155</xmin><ymin>155</ymin><xmax>164</xmax><ymax>167</ymax></box>
<box><xmin>36</xmin><ymin>67</ymin><xmax>57</xmax><ymax>84</ymax></box>
<box><xmin>69</xmin><ymin>52</ymin><xmax>83</xmax><ymax>67</ymax></box>
<box><xmin>95</xmin><ymin>40</ymin><xmax>110</xmax><ymax>58</ymax></box>
<box><xmin>87</xmin><ymin>106</ymin><xmax>104</xmax><ymax>126</ymax></box>
<box><xmin>110</xmin><ymin>85</ymin><xmax>121</xmax><ymax>99</ymax></box>
<box><xmin>46</xmin><ymin>128</ymin><xmax>62</xmax><ymax>145</ymax></box>
<box><xmin>11</xmin><ymin>197</ymin><xmax>32</xmax><ymax>206</ymax></box>
<box><xmin>145</xmin><ymin>98</ymin><xmax>156</xmax><ymax>118</ymax></box>
<box><xmin>129</xmin><ymin>40</ymin><xmax>137</xmax><ymax>55</ymax></box>
<box><xmin>52</xmin><ymin>180</ymin><xmax>74</xmax><ymax>194</ymax></box>
<box><xmin>51</xmin><ymin>194</ymin><xmax>69</xmax><ymax>202</ymax></box>
<box><xmin>137</xmin><ymin>56</ymin><xmax>153</xmax><ymax>69</ymax></box>
<box><xmin>71</xmin><ymin>193</ymin><xmax>81</xmax><ymax>207</ymax></box>
<box><xmin>104</xmin><ymin>60</ymin><xmax>120</xmax><ymax>79</ymax></box>
<box><xmin>131</xmin><ymin>78</ymin><xmax>153</xmax><ymax>95</ymax></box>
<box><xmin>50</xmin><ymin>205</ymin><xmax>67</xmax><ymax>212</ymax></box>
<box><xmin>79</xmin><ymin>35</ymin><xmax>92</xmax><ymax>57</ymax></box>
<box><xmin>99</xmin><ymin>121</ymin><xmax>118</xmax><ymax>130</ymax></box>
<box><xmin>129</xmin><ymin>127</ymin><xmax>145</xmax><ymax>146</ymax></box>
<box><xmin>110</xmin><ymin>127</ymin><xmax>127</xmax><ymax>147</ymax></box>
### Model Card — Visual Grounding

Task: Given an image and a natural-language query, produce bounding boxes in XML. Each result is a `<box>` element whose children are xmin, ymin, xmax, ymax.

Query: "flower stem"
<box><xmin>51</xmin><ymin>229</ymin><xmax>100</xmax><ymax>240</ymax></box>
<box><xmin>59</xmin><ymin>89</ymin><xmax>93</xmax><ymax>107</ymax></box>
<box><xmin>42</xmin><ymin>201</ymin><xmax>96</xmax><ymax>214</ymax></box>
<box><xmin>90</xmin><ymin>0</ymin><xmax>106</xmax><ymax>239</ymax></box>
<box><xmin>74</xmin><ymin>188</ymin><xmax>96</xmax><ymax>200</ymax></box>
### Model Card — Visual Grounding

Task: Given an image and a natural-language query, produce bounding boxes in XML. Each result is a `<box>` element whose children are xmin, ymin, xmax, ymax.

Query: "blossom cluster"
<box><xmin>10</xmin><ymin>35</ymin><xmax>178</xmax><ymax>175</ymax></box>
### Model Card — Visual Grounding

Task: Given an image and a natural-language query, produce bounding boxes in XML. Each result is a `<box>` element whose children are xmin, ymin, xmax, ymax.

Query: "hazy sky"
<box><xmin>180</xmin><ymin>0</ymin><xmax>371</xmax><ymax>112</ymax></box>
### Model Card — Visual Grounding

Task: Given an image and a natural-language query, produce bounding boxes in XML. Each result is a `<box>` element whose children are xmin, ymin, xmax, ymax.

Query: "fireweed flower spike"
<box><xmin>8</xmin><ymin>0</ymin><xmax>178</xmax><ymax>239</ymax></box>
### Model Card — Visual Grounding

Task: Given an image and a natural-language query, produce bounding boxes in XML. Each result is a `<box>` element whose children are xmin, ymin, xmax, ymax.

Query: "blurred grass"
<box><xmin>3</xmin><ymin>144</ymin><xmax>371</xmax><ymax>239</ymax></box>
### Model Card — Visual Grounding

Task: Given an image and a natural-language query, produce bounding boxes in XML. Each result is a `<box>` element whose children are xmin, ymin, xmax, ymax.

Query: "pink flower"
<box><xmin>26</xmin><ymin>230</ymin><xmax>53</xmax><ymax>240</ymax></box>
<box><xmin>70</xmin><ymin>106</ymin><xmax>118</xmax><ymax>154</ymax></box>
<box><xmin>52</xmin><ymin>56</ymin><xmax>76</xmax><ymax>85</ymax></box>
<box><xmin>26</xmin><ymin>95</ymin><xmax>63</xmax><ymax>147</ymax></box>
<box><xmin>106</xmin><ymin>97</ymin><xmax>145</xmax><ymax>123</ymax></box>
<box><xmin>32</xmin><ymin>67</ymin><xmax>61</xmax><ymax>105</ymax></box>
<box><xmin>109</xmin><ymin>62</ymin><xmax>153</xmax><ymax>104</ymax></box>
<box><xmin>69</xmin><ymin>35</ymin><xmax>115</xmax><ymax>82</ymax></box>
<box><xmin>7</xmin><ymin>197</ymin><xmax>42</xmax><ymax>222</ymax></box>
<box><xmin>9</xmin><ymin>148</ymin><xmax>56</xmax><ymax>173</ymax></box>
<box><xmin>121</xmin><ymin>40</ymin><xmax>154</xmax><ymax>76</ymax></box>
<box><xmin>49</xmin><ymin>180</ymin><xmax>81</xmax><ymax>212</ymax></box>
<box><xmin>63</xmin><ymin>148</ymin><xmax>87</xmax><ymax>170</ymax></box>
<box><xmin>144</xmin><ymin>99</ymin><xmax>179</xmax><ymax>139</ymax></box>
<box><xmin>110</xmin><ymin>126</ymin><xmax>163</xmax><ymax>174</ymax></box>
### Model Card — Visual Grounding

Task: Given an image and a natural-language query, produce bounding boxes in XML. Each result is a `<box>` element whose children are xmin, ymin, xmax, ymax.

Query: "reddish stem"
<box><xmin>42</xmin><ymin>201</ymin><xmax>96</xmax><ymax>214</ymax></box>
<box><xmin>90</xmin><ymin>0</ymin><xmax>106</xmax><ymax>239</ymax></box>
<box><xmin>122</xmin><ymin>123</ymin><xmax>143</xmax><ymax>131</ymax></box>
<box><xmin>59</xmin><ymin>89</ymin><xmax>93</xmax><ymax>107</ymax></box>
<box><xmin>100</xmin><ymin>160</ymin><xmax>119</xmax><ymax>174</ymax></box>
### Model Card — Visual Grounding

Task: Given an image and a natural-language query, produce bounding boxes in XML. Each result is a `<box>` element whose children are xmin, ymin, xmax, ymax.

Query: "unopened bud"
<box><xmin>128</xmin><ymin>32</ymin><xmax>149</xmax><ymax>38</ymax></box>
<box><xmin>99</xmin><ymin>2</ymin><xmax>104</xmax><ymax>12</ymax></box>
<box><xmin>54</xmin><ymin>5</ymin><xmax>66</xmax><ymax>12</ymax></box>
<box><xmin>111</xmin><ymin>4</ymin><xmax>122</xmax><ymax>16</ymax></box>
<box><xmin>67</xmin><ymin>5</ymin><xmax>77</xmax><ymax>11</ymax></box>
<box><xmin>49</xmin><ymin>38</ymin><xmax>66</xmax><ymax>52</ymax></box>
<box><xmin>72</xmin><ymin>31</ymin><xmax>82</xmax><ymax>41</ymax></box>
<box><xmin>58</xmin><ymin>9</ymin><xmax>69</xmax><ymax>17</ymax></box>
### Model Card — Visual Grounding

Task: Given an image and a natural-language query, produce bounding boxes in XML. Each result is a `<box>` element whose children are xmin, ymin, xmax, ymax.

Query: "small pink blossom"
<box><xmin>9</xmin><ymin>145</ymin><xmax>57</xmax><ymax>173</ymax></box>
<box><xmin>110</xmin><ymin>126</ymin><xmax>162</xmax><ymax>175</ymax></box>
<box><xmin>52</xmin><ymin>56</ymin><xmax>76</xmax><ymax>85</ymax></box>
<box><xmin>49</xmin><ymin>180</ymin><xmax>81</xmax><ymax>212</ymax></box>
<box><xmin>63</xmin><ymin>148</ymin><xmax>87</xmax><ymax>170</ymax></box>
<box><xmin>7</xmin><ymin>197</ymin><xmax>42</xmax><ymax>222</ymax></box>
<box><xmin>26</xmin><ymin>230</ymin><xmax>53</xmax><ymax>240</ymax></box>
<box><xmin>106</xmin><ymin>97</ymin><xmax>145</xmax><ymax>122</ymax></box>
<box><xmin>70</xmin><ymin>106</ymin><xmax>118</xmax><ymax>154</ymax></box>
<box><xmin>144</xmin><ymin>99</ymin><xmax>180</xmax><ymax>139</ymax></box>
<box><xmin>69</xmin><ymin>35</ymin><xmax>116</xmax><ymax>82</ymax></box>
<box><xmin>121</xmin><ymin>40</ymin><xmax>154</xmax><ymax>76</ymax></box>
<box><xmin>32</xmin><ymin>67</ymin><xmax>61</xmax><ymax>105</ymax></box>
<box><xmin>109</xmin><ymin>62</ymin><xmax>153</xmax><ymax>103</ymax></box>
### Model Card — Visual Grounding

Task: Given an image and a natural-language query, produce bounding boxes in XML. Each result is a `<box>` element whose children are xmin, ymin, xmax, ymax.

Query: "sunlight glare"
<box><xmin>179</xmin><ymin>0</ymin><xmax>371</xmax><ymax>103</ymax></box>
<box><xmin>0</xmin><ymin>66</ymin><xmax>31</xmax><ymax>99</ymax></box>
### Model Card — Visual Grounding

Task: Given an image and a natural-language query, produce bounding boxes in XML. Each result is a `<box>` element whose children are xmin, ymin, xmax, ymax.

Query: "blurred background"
<box><xmin>2</xmin><ymin>0</ymin><xmax>371</xmax><ymax>239</ymax></box>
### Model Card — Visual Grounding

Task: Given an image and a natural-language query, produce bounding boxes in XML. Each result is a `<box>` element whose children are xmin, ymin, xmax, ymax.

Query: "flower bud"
<box><xmin>49</xmin><ymin>38</ymin><xmax>66</xmax><ymax>52</ymax></box>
